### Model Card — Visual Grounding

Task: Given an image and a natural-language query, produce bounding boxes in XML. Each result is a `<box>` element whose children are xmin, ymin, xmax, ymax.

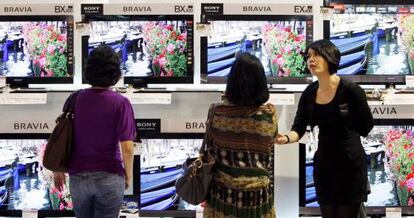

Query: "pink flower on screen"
<box><xmin>158</xmin><ymin>57</ymin><xmax>167</xmax><ymax>67</ymax></box>
<box><xmin>47</xmin><ymin>44</ymin><xmax>56</xmax><ymax>55</ymax></box>
<box><xmin>406</xmin><ymin>178</ymin><xmax>414</xmax><ymax>190</ymax></box>
<box><xmin>167</xmin><ymin>43</ymin><xmax>175</xmax><ymax>54</ymax></box>
<box><xmin>409</xmin><ymin>198</ymin><xmax>414</xmax><ymax>206</ymax></box>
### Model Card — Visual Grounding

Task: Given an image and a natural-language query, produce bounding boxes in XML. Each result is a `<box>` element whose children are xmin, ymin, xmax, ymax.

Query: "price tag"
<box><xmin>22</xmin><ymin>209</ymin><xmax>38</xmax><ymax>218</ymax></box>
<box><xmin>0</xmin><ymin>76</ymin><xmax>5</xmax><ymax>88</ymax></box>
<box><xmin>0</xmin><ymin>93</ymin><xmax>47</xmax><ymax>104</ymax></box>
<box><xmin>386</xmin><ymin>207</ymin><xmax>401</xmax><ymax>218</ymax></box>
<box><xmin>268</xmin><ymin>94</ymin><xmax>295</xmax><ymax>105</ymax></box>
<box><xmin>124</xmin><ymin>93</ymin><xmax>171</xmax><ymax>104</ymax></box>
<box><xmin>196</xmin><ymin>207</ymin><xmax>204</xmax><ymax>218</ymax></box>
<box><xmin>196</xmin><ymin>22</ymin><xmax>211</xmax><ymax>37</ymax></box>
<box><xmin>320</xmin><ymin>6</ymin><xmax>334</xmax><ymax>21</ymax></box>
<box><xmin>406</xmin><ymin>75</ymin><xmax>414</xmax><ymax>88</ymax></box>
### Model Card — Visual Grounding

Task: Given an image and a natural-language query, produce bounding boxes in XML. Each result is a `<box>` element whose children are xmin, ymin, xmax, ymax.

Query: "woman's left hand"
<box><xmin>53</xmin><ymin>172</ymin><xmax>66</xmax><ymax>191</ymax></box>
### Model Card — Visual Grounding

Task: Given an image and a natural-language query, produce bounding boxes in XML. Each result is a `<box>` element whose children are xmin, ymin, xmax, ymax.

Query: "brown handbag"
<box><xmin>175</xmin><ymin>104</ymin><xmax>217</xmax><ymax>205</ymax></box>
<box><xmin>43</xmin><ymin>91</ymin><xmax>81</xmax><ymax>172</ymax></box>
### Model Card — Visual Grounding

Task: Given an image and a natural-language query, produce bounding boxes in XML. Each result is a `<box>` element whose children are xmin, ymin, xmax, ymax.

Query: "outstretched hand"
<box><xmin>275</xmin><ymin>133</ymin><xmax>288</xmax><ymax>144</ymax></box>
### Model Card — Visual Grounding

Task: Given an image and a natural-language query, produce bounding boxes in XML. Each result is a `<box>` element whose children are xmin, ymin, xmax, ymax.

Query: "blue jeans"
<box><xmin>69</xmin><ymin>171</ymin><xmax>125</xmax><ymax>218</ymax></box>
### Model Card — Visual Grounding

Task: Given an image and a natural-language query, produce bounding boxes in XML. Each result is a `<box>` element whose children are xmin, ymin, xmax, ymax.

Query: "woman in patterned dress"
<box><xmin>203</xmin><ymin>53</ymin><xmax>278</xmax><ymax>218</ymax></box>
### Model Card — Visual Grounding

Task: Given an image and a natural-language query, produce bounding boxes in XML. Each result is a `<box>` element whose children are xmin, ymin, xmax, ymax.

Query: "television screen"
<box><xmin>301</xmin><ymin>124</ymin><xmax>414</xmax><ymax>211</ymax></box>
<box><xmin>328</xmin><ymin>4</ymin><xmax>414</xmax><ymax>83</ymax></box>
<box><xmin>201</xmin><ymin>16</ymin><xmax>313</xmax><ymax>84</ymax></box>
<box><xmin>0</xmin><ymin>16</ymin><xmax>73</xmax><ymax>84</ymax></box>
<box><xmin>82</xmin><ymin>16</ymin><xmax>193</xmax><ymax>85</ymax></box>
<box><xmin>140</xmin><ymin>138</ymin><xmax>202</xmax><ymax>211</ymax></box>
<box><xmin>0</xmin><ymin>139</ymin><xmax>138</xmax><ymax>212</ymax></box>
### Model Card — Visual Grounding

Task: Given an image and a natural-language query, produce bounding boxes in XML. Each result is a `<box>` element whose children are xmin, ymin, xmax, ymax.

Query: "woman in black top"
<box><xmin>276</xmin><ymin>39</ymin><xmax>373</xmax><ymax>218</ymax></box>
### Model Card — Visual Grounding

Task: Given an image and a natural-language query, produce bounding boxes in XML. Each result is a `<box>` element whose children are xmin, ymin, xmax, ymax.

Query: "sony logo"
<box><xmin>137</xmin><ymin>122</ymin><xmax>157</xmax><ymax>128</ymax></box>
<box><xmin>204</xmin><ymin>6</ymin><xmax>220</xmax><ymax>10</ymax></box>
<box><xmin>123</xmin><ymin>6</ymin><xmax>152</xmax><ymax>12</ymax></box>
<box><xmin>243</xmin><ymin>6</ymin><xmax>271</xmax><ymax>12</ymax></box>
<box><xmin>294</xmin><ymin>5</ymin><xmax>312</xmax><ymax>13</ymax></box>
<box><xmin>55</xmin><ymin>5</ymin><xmax>73</xmax><ymax>13</ymax></box>
<box><xmin>186</xmin><ymin>122</ymin><xmax>206</xmax><ymax>129</ymax></box>
<box><xmin>14</xmin><ymin>123</ymin><xmax>49</xmax><ymax>130</ymax></box>
<box><xmin>4</xmin><ymin>6</ymin><xmax>32</xmax><ymax>13</ymax></box>
<box><xmin>83</xmin><ymin>6</ymin><xmax>100</xmax><ymax>11</ymax></box>
<box><xmin>371</xmin><ymin>107</ymin><xmax>397</xmax><ymax>115</ymax></box>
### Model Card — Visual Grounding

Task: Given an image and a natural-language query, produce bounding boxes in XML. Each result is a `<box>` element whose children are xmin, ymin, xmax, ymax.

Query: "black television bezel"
<box><xmin>323</xmin><ymin>1</ymin><xmax>414</xmax><ymax>85</ymax></box>
<box><xmin>138</xmin><ymin>133</ymin><xmax>203</xmax><ymax>217</ymax></box>
<box><xmin>200</xmin><ymin>14</ymin><xmax>314</xmax><ymax>84</ymax></box>
<box><xmin>0</xmin><ymin>133</ymin><xmax>139</xmax><ymax>217</ymax></box>
<box><xmin>0</xmin><ymin>16</ymin><xmax>74</xmax><ymax>85</ymax></box>
<box><xmin>81</xmin><ymin>15</ymin><xmax>194</xmax><ymax>87</ymax></box>
<box><xmin>299</xmin><ymin>119</ymin><xmax>414</xmax><ymax>216</ymax></box>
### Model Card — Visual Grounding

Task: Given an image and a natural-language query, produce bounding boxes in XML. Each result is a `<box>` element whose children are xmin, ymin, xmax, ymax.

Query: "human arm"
<box><xmin>121</xmin><ymin>140</ymin><xmax>134</xmax><ymax>189</ymax></box>
<box><xmin>348</xmin><ymin>83</ymin><xmax>373</xmax><ymax>137</ymax></box>
<box><xmin>275</xmin><ymin>86</ymin><xmax>311</xmax><ymax>144</ymax></box>
<box><xmin>53</xmin><ymin>172</ymin><xmax>65</xmax><ymax>192</ymax></box>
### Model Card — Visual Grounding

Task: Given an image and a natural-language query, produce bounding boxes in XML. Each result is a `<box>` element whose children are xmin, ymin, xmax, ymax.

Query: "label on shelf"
<box><xmin>0</xmin><ymin>76</ymin><xmax>5</xmax><ymax>88</ymax></box>
<box><xmin>124</xmin><ymin>93</ymin><xmax>171</xmax><ymax>104</ymax></box>
<box><xmin>406</xmin><ymin>75</ymin><xmax>414</xmax><ymax>88</ymax></box>
<box><xmin>385</xmin><ymin>207</ymin><xmax>401</xmax><ymax>218</ymax></box>
<box><xmin>269</xmin><ymin>94</ymin><xmax>295</xmax><ymax>105</ymax></box>
<box><xmin>0</xmin><ymin>93</ymin><xmax>47</xmax><ymax>104</ymax></box>
<box><xmin>22</xmin><ymin>209</ymin><xmax>38</xmax><ymax>218</ymax></box>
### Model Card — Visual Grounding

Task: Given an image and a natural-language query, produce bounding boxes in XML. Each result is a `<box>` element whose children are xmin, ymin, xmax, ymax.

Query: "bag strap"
<box><xmin>199</xmin><ymin>103</ymin><xmax>217</xmax><ymax>154</ymax></box>
<box><xmin>63</xmin><ymin>90</ymin><xmax>81</xmax><ymax>114</ymax></box>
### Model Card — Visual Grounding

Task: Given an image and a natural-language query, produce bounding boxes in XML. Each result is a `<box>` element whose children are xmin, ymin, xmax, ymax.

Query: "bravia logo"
<box><xmin>294</xmin><ymin>5</ymin><xmax>312</xmax><ymax>13</ymax></box>
<box><xmin>4</xmin><ymin>6</ymin><xmax>32</xmax><ymax>13</ymax></box>
<box><xmin>175</xmin><ymin>5</ymin><xmax>193</xmax><ymax>13</ymax></box>
<box><xmin>55</xmin><ymin>5</ymin><xmax>73</xmax><ymax>13</ymax></box>
<box><xmin>186</xmin><ymin>122</ymin><xmax>206</xmax><ymax>129</ymax></box>
<box><xmin>370</xmin><ymin>107</ymin><xmax>397</xmax><ymax>115</ymax></box>
<box><xmin>243</xmin><ymin>6</ymin><xmax>272</xmax><ymax>12</ymax></box>
<box><xmin>123</xmin><ymin>6</ymin><xmax>152</xmax><ymax>12</ymax></box>
<box><xmin>14</xmin><ymin>123</ymin><xmax>49</xmax><ymax>130</ymax></box>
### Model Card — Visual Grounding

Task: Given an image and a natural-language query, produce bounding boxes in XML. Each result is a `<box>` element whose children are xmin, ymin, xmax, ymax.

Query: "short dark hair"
<box><xmin>85</xmin><ymin>45</ymin><xmax>121</xmax><ymax>87</ymax></box>
<box><xmin>225</xmin><ymin>53</ymin><xmax>269</xmax><ymax>106</ymax></box>
<box><xmin>305</xmin><ymin>39</ymin><xmax>340</xmax><ymax>74</ymax></box>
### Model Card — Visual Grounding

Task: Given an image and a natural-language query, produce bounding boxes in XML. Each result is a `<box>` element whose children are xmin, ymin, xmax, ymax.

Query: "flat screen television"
<box><xmin>139</xmin><ymin>136</ymin><xmax>203</xmax><ymax>214</ymax></box>
<box><xmin>0</xmin><ymin>138</ymin><xmax>138</xmax><ymax>216</ymax></box>
<box><xmin>81</xmin><ymin>15</ymin><xmax>194</xmax><ymax>87</ymax></box>
<box><xmin>325</xmin><ymin>2</ymin><xmax>414</xmax><ymax>85</ymax></box>
<box><xmin>0</xmin><ymin>16</ymin><xmax>74</xmax><ymax>87</ymax></box>
<box><xmin>299</xmin><ymin>120</ymin><xmax>414</xmax><ymax>216</ymax></box>
<box><xmin>200</xmin><ymin>15</ymin><xmax>313</xmax><ymax>84</ymax></box>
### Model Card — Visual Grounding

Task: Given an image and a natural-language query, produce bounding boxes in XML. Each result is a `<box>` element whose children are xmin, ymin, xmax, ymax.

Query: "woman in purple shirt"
<box><xmin>54</xmin><ymin>45</ymin><xmax>136</xmax><ymax>218</ymax></box>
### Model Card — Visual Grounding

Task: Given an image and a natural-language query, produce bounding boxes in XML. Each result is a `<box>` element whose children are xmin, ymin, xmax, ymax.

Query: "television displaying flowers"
<box><xmin>201</xmin><ymin>17</ymin><xmax>313</xmax><ymax>84</ymax></box>
<box><xmin>302</xmin><ymin>125</ymin><xmax>414</xmax><ymax>209</ymax></box>
<box><xmin>140</xmin><ymin>138</ymin><xmax>202</xmax><ymax>211</ymax></box>
<box><xmin>84</xmin><ymin>17</ymin><xmax>193</xmax><ymax>85</ymax></box>
<box><xmin>0</xmin><ymin>20</ymin><xmax>72</xmax><ymax>78</ymax></box>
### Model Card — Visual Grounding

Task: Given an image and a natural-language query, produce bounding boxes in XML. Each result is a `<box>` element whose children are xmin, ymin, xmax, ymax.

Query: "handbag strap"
<box><xmin>199</xmin><ymin>103</ymin><xmax>217</xmax><ymax>154</ymax></box>
<box><xmin>63</xmin><ymin>90</ymin><xmax>81</xmax><ymax>114</ymax></box>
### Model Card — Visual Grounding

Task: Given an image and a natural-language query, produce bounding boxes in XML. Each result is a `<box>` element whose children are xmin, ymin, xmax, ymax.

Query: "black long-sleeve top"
<box><xmin>291</xmin><ymin>78</ymin><xmax>373</xmax><ymax>139</ymax></box>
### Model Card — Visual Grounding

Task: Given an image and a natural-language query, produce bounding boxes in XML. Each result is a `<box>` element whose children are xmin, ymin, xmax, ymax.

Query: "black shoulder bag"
<box><xmin>43</xmin><ymin>91</ymin><xmax>81</xmax><ymax>172</ymax></box>
<box><xmin>175</xmin><ymin>104</ymin><xmax>217</xmax><ymax>205</ymax></box>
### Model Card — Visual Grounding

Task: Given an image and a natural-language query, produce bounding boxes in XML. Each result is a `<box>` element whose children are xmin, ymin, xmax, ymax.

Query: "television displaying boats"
<box><xmin>330</xmin><ymin>6</ymin><xmax>414</xmax><ymax>76</ymax></box>
<box><xmin>140</xmin><ymin>138</ymin><xmax>202</xmax><ymax>210</ymax></box>
<box><xmin>87</xmin><ymin>20</ymin><xmax>190</xmax><ymax>78</ymax></box>
<box><xmin>205</xmin><ymin>20</ymin><xmax>307</xmax><ymax>78</ymax></box>
<box><xmin>304</xmin><ymin>125</ymin><xmax>414</xmax><ymax>207</ymax></box>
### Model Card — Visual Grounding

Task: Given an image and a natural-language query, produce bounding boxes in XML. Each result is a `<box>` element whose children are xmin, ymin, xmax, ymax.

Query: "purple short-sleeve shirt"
<box><xmin>68</xmin><ymin>89</ymin><xmax>136</xmax><ymax>176</ymax></box>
